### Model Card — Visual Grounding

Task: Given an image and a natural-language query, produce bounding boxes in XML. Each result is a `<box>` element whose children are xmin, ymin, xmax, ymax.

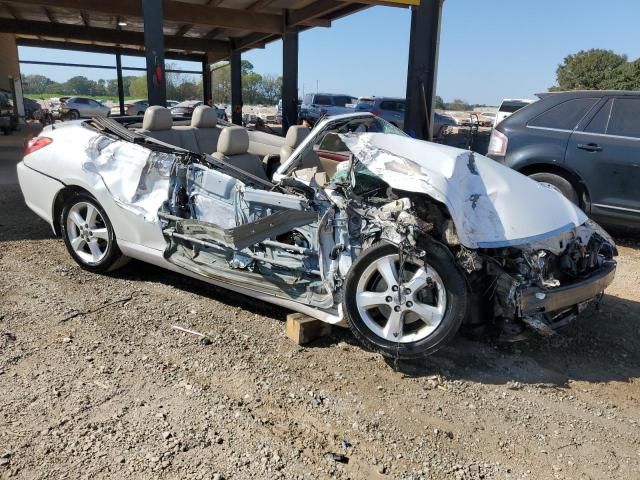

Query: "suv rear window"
<box><xmin>528</xmin><ymin>98</ymin><xmax>598</xmax><ymax>131</ymax></box>
<box><xmin>313</xmin><ymin>95</ymin><xmax>332</xmax><ymax>106</ymax></box>
<box><xmin>499</xmin><ymin>101</ymin><xmax>530</xmax><ymax>113</ymax></box>
<box><xmin>380</xmin><ymin>100</ymin><xmax>405</xmax><ymax>112</ymax></box>
<box><xmin>332</xmin><ymin>96</ymin><xmax>353</xmax><ymax>107</ymax></box>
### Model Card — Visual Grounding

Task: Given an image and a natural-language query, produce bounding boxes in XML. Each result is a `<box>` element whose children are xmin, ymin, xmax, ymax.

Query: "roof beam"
<box><xmin>11</xmin><ymin>0</ymin><xmax>284</xmax><ymax>33</ymax></box>
<box><xmin>80</xmin><ymin>10</ymin><xmax>90</xmax><ymax>26</ymax></box>
<box><xmin>0</xmin><ymin>19</ymin><xmax>230</xmax><ymax>54</ymax></box>
<box><xmin>174</xmin><ymin>24</ymin><xmax>192</xmax><ymax>37</ymax></box>
<box><xmin>43</xmin><ymin>6</ymin><xmax>57</xmax><ymax>23</ymax></box>
<box><xmin>247</xmin><ymin>0</ymin><xmax>275</xmax><ymax>10</ymax></box>
<box><xmin>287</xmin><ymin>1</ymin><xmax>347</xmax><ymax>26</ymax></box>
<box><xmin>16</xmin><ymin>37</ymin><xmax>205</xmax><ymax>61</ymax></box>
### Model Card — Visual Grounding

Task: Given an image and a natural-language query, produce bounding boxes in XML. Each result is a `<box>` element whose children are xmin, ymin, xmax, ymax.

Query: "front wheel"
<box><xmin>69</xmin><ymin>110</ymin><xmax>80</xmax><ymax>120</ymax></box>
<box><xmin>343</xmin><ymin>242</ymin><xmax>467</xmax><ymax>359</ymax></box>
<box><xmin>529</xmin><ymin>172</ymin><xmax>579</xmax><ymax>205</ymax></box>
<box><xmin>60</xmin><ymin>193</ymin><xmax>129</xmax><ymax>273</ymax></box>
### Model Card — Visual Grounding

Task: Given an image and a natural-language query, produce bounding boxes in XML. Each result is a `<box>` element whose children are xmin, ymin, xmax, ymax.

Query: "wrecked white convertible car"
<box><xmin>18</xmin><ymin>108</ymin><xmax>617</xmax><ymax>358</ymax></box>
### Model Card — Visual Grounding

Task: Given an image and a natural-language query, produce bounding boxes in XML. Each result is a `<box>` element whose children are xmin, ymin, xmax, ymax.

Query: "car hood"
<box><xmin>340</xmin><ymin>133</ymin><xmax>587</xmax><ymax>249</ymax></box>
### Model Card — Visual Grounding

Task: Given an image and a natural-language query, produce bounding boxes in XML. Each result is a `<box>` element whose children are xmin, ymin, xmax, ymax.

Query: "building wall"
<box><xmin>0</xmin><ymin>34</ymin><xmax>20</xmax><ymax>92</ymax></box>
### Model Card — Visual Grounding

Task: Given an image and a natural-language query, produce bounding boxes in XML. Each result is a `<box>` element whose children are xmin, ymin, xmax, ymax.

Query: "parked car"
<box><xmin>300</xmin><ymin>93</ymin><xmax>356</xmax><ymax>123</ymax></box>
<box><xmin>60</xmin><ymin>97</ymin><xmax>110</xmax><ymax>119</ymax></box>
<box><xmin>477</xmin><ymin>111</ymin><xmax>496</xmax><ymax>127</ymax></box>
<box><xmin>110</xmin><ymin>99</ymin><xmax>150</xmax><ymax>116</ymax></box>
<box><xmin>354</xmin><ymin>97</ymin><xmax>456</xmax><ymax>137</ymax></box>
<box><xmin>23</xmin><ymin>97</ymin><xmax>42</xmax><ymax>118</ymax></box>
<box><xmin>0</xmin><ymin>90</ymin><xmax>17</xmax><ymax>134</ymax></box>
<box><xmin>488</xmin><ymin>90</ymin><xmax>640</xmax><ymax>229</ymax></box>
<box><xmin>170</xmin><ymin>100</ymin><xmax>203</xmax><ymax>117</ymax></box>
<box><xmin>494</xmin><ymin>98</ymin><xmax>535</xmax><ymax>127</ymax></box>
<box><xmin>166</xmin><ymin>100</ymin><xmax>179</xmax><ymax>108</ymax></box>
<box><xmin>17</xmin><ymin>108</ymin><xmax>617</xmax><ymax>358</ymax></box>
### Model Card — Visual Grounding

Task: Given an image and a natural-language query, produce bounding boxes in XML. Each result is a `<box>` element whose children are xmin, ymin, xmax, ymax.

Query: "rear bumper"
<box><xmin>519</xmin><ymin>262</ymin><xmax>616</xmax><ymax>316</ymax></box>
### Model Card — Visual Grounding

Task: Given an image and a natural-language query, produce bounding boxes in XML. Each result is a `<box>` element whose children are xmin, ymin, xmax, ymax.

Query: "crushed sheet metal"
<box><xmin>84</xmin><ymin>135</ymin><xmax>174</xmax><ymax>222</ymax></box>
<box><xmin>339</xmin><ymin>133</ymin><xmax>588</xmax><ymax>249</ymax></box>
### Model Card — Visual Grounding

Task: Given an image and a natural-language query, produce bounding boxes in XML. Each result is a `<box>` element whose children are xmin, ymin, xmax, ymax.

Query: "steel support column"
<box><xmin>142</xmin><ymin>0</ymin><xmax>166</xmax><ymax>106</ymax></box>
<box><xmin>282</xmin><ymin>29</ymin><xmax>299</xmax><ymax>133</ymax></box>
<box><xmin>202</xmin><ymin>56</ymin><xmax>212</xmax><ymax>106</ymax></box>
<box><xmin>115</xmin><ymin>50</ymin><xmax>125</xmax><ymax>116</ymax></box>
<box><xmin>403</xmin><ymin>0</ymin><xmax>443</xmax><ymax>141</ymax></box>
<box><xmin>230</xmin><ymin>49</ymin><xmax>242</xmax><ymax>125</ymax></box>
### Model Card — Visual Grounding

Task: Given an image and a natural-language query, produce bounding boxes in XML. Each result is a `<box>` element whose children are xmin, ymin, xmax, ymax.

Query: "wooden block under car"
<box><xmin>286</xmin><ymin>313</ymin><xmax>331</xmax><ymax>345</ymax></box>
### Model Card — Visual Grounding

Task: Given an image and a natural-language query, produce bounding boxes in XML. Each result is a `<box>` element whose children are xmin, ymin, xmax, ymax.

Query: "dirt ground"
<box><xmin>1</xmin><ymin>180</ymin><xmax>640</xmax><ymax>479</ymax></box>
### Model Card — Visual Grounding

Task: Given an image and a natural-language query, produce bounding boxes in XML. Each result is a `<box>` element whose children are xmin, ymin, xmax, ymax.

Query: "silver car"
<box><xmin>61</xmin><ymin>97</ymin><xmax>110</xmax><ymax>119</ymax></box>
<box><xmin>355</xmin><ymin>97</ymin><xmax>457</xmax><ymax>137</ymax></box>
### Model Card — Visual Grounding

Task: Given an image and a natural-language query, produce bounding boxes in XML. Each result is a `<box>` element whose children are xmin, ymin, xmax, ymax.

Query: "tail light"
<box><xmin>24</xmin><ymin>136</ymin><xmax>53</xmax><ymax>156</ymax></box>
<box><xmin>487</xmin><ymin>129</ymin><xmax>508</xmax><ymax>156</ymax></box>
<box><xmin>372</xmin><ymin>110</ymin><xmax>381</xmax><ymax>116</ymax></box>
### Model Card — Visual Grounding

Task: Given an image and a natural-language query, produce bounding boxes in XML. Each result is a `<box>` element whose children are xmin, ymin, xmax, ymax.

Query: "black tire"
<box><xmin>529</xmin><ymin>172</ymin><xmax>579</xmax><ymax>205</ymax></box>
<box><xmin>343</xmin><ymin>241</ymin><xmax>467</xmax><ymax>359</ymax></box>
<box><xmin>70</xmin><ymin>110</ymin><xmax>80</xmax><ymax>120</ymax></box>
<box><xmin>60</xmin><ymin>192</ymin><xmax>129</xmax><ymax>273</ymax></box>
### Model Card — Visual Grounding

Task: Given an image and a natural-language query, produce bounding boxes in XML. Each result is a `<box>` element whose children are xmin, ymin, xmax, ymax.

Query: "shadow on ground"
<box><xmin>4</xmin><ymin>179</ymin><xmax>640</xmax><ymax>388</ymax></box>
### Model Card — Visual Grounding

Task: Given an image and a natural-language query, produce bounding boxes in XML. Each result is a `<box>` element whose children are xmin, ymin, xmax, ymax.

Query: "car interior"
<box><xmin>134</xmin><ymin>104</ymin><xmax>344</xmax><ymax>185</ymax></box>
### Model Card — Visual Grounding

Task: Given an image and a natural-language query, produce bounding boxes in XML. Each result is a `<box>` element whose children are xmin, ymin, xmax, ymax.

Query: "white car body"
<box><xmin>17</xmin><ymin>112</ymin><xmax>616</xmax><ymax>356</ymax></box>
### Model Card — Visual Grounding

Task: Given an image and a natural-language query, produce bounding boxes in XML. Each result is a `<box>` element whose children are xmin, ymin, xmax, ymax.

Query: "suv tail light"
<box><xmin>488</xmin><ymin>129</ymin><xmax>508</xmax><ymax>156</ymax></box>
<box><xmin>24</xmin><ymin>136</ymin><xmax>53</xmax><ymax>156</ymax></box>
<box><xmin>372</xmin><ymin>110</ymin><xmax>381</xmax><ymax>116</ymax></box>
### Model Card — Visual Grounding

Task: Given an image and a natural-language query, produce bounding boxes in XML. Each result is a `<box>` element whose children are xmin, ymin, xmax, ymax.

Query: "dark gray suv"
<box><xmin>487</xmin><ymin>90</ymin><xmax>640</xmax><ymax>229</ymax></box>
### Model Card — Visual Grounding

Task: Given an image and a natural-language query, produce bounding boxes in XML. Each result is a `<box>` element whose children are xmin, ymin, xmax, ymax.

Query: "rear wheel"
<box><xmin>343</xmin><ymin>242</ymin><xmax>467</xmax><ymax>359</ymax></box>
<box><xmin>529</xmin><ymin>172</ymin><xmax>579</xmax><ymax>205</ymax></box>
<box><xmin>60</xmin><ymin>193</ymin><xmax>128</xmax><ymax>273</ymax></box>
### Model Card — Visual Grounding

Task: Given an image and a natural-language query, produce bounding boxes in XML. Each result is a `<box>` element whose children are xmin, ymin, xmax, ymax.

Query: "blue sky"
<box><xmin>18</xmin><ymin>0</ymin><xmax>640</xmax><ymax>105</ymax></box>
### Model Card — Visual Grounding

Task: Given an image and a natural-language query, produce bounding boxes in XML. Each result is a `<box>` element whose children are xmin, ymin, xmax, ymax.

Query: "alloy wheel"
<box><xmin>65</xmin><ymin>201</ymin><xmax>110</xmax><ymax>265</ymax></box>
<box><xmin>355</xmin><ymin>254</ymin><xmax>447</xmax><ymax>343</ymax></box>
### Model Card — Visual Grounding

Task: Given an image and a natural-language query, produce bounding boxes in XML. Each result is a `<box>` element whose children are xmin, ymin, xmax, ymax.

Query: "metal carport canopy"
<box><xmin>2</xmin><ymin>0</ymin><xmax>440</xmax><ymax>140</ymax></box>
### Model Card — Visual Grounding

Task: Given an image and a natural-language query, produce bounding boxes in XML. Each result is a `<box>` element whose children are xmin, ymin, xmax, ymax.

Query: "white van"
<box><xmin>494</xmin><ymin>98</ymin><xmax>535</xmax><ymax>127</ymax></box>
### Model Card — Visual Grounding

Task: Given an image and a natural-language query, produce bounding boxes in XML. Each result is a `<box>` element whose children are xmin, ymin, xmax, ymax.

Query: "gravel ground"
<box><xmin>1</xmin><ymin>183</ymin><xmax>640</xmax><ymax>480</ymax></box>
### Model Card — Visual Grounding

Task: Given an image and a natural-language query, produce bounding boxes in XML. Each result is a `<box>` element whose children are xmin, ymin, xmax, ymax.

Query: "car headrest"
<box><xmin>142</xmin><ymin>106</ymin><xmax>172</xmax><ymax>131</ymax></box>
<box><xmin>285</xmin><ymin>126</ymin><xmax>310</xmax><ymax>148</ymax></box>
<box><xmin>218</xmin><ymin>126</ymin><xmax>249</xmax><ymax>156</ymax></box>
<box><xmin>191</xmin><ymin>105</ymin><xmax>217</xmax><ymax>128</ymax></box>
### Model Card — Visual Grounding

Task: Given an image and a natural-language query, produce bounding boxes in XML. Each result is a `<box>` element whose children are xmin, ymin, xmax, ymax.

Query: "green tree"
<box><xmin>129</xmin><ymin>75</ymin><xmax>148</xmax><ymax>98</ymax></box>
<box><xmin>604</xmin><ymin>59</ymin><xmax>640</xmax><ymax>90</ymax></box>
<box><xmin>260</xmin><ymin>73</ymin><xmax>282</xmax><ymax>105</ymax></box>
<box><xmin>65</xmin><ymin>76</ymin><xmax>96</xmax><ymax>95</ymax></box>
<box><xmin>553</xmin><ymin>49</ymin><xmax>627</xmax><ymax>90</ymax></box>
<box><xmin>445</xmin><ymin>98</ymin><xmax>471</xmax><ymax>111</ymax></box>
<box><xmin>22</xmin><ymin>74</ymin><xmax>54</xmax><ymax>94</ymax></box>
<box><xmin>211</xmin><ymin>63</ymin><xmax>231</xmax><ymax>104</ymax></box>
<box><xmin>434</xmin><ymin>95</ymin><xmax>445</xmax><ymax>110</ymax></box>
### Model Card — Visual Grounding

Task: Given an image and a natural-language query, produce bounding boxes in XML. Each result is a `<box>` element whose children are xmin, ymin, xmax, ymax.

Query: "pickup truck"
<box><xmin>300</xmin><ymin>93</ymin><xmax>356</xmax><ymax>124</ymax></box>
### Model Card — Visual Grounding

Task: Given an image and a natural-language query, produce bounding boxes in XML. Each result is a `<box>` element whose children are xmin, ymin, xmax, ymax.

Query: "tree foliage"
<box><xmin>551</xmin><ymin>49</ymin><xmax>640</xmax><ymax>91</ymax></box>
<box><xmin>210</xmin><ymin>61</ymin><xmax>282</xmax><ymax>105</ymax></box>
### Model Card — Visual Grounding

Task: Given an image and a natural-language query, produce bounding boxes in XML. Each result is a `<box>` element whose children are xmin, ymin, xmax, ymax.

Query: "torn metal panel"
<box><xmin>339</xmin><ymin>132</ymin><xmax>588</xmax><ymax>249</ymax></box>
<box><xmin>83</xmin><ymin>134</ymin><xmax>175</xmax><ymax>222</ymax></box>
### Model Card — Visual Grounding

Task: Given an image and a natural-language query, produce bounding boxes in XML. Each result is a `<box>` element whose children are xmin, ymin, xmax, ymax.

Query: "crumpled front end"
<box><xmin>333</xmin><ymin>131</ymin><xmax>617</xmax><ymax>339</ymax></box>
<box><xmin>467</xmin><ymin>220</ymin><xmax>617</xmax><ymax>338</ymax></box>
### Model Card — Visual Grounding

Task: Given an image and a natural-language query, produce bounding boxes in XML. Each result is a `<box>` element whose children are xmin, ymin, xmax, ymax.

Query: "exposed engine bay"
<box><xmin>157</xmin><ymin>140</ymin><xmax>616</xmax><ymax>339</ymax></box>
